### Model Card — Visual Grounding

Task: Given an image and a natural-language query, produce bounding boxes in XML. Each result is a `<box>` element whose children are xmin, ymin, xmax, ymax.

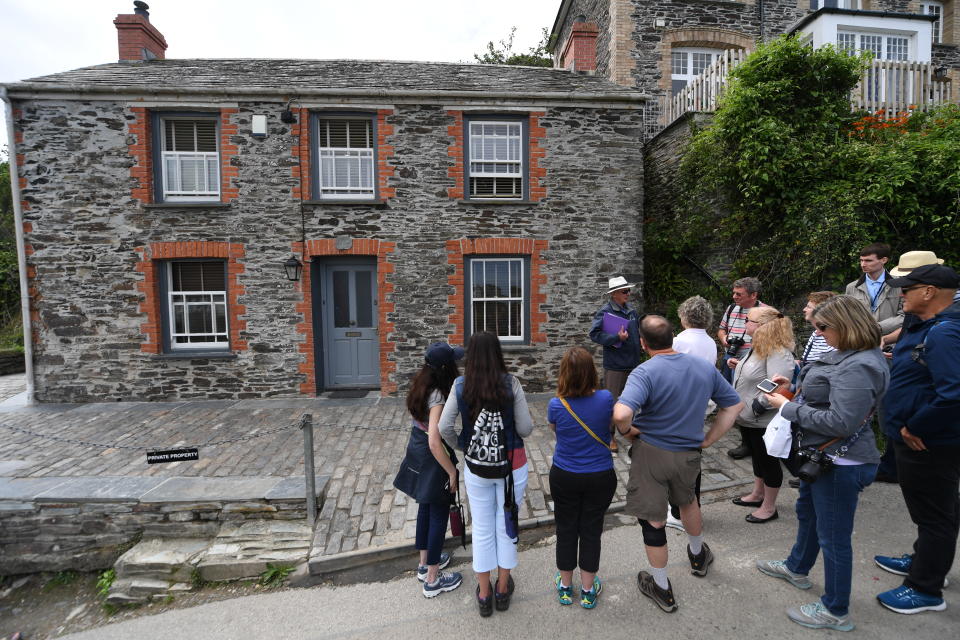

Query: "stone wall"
<box><xmin>0</xmin><ymin>498</ymin><xmax>312</xmax><ymax>574</ymax></box>
<box><xmin>13</xmin><ymin>98</ymin><xmax>645</xmax><ymax>401</ymax></box>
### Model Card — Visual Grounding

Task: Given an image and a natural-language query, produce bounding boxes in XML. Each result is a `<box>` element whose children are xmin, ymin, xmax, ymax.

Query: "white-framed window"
<box><xmin>159</xmin><ymin>117</ymin><xmax>220</xmax><ymax>202</ymax></box>
<box><xmin>466</xmin><ymin>257</ymin><xmax>528</xmax><ymax>342</ymax></box>
<box><xmin>163</xmin><ymin>261</ymin><xmax>229</xmax><ymax>351</ymax></box>
<box><xmin>315</xmin><ymin>116</ymin><xmax>375</xmax><ymax>199</ymax></box>
<box><xmin>921</xmin><ymin>2</ymin><xmax>944</xmax><ymax>45</ymax></box>
<box><xmin>466</xmin><ymin>119</ymin><xmax>525</xmax><ymax>200</ymax></box>
<box><xmin>837</xmin><ymin>31</ymin><xmax>911</xmax><ymax>60</ymax></box>
<box><xmin>670</xmin><ymin>47</ymin><xmax>722</xmax><ymax>95</ymax></box>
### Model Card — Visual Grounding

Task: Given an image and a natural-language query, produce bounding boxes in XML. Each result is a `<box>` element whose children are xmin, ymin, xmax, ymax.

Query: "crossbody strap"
<box><xmin>559</xmin><ymin>397</ymin><xmax>612</xmax><ymax>452</ymax></box>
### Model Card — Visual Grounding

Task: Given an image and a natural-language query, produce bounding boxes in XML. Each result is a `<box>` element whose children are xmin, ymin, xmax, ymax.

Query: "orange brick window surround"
<box><xmin>293</xmin><ymin>238</ymin><xmax>398</xmax><ymax>395</ymax></box>
<box><xmin>135</xmin><ymin>242</ymin><xmax>247</xmax><ymax>354</ymax></box>
<box><xmin>447</xmin><ymin>111</ymin><xmax>547</xmax><ymax>202</ymax></box>
<box><xmin>127</xmin><ymin>107</ymin><xmax>239</xmax><ymax>204</ymax></box>
<box><xmin>446</xmin><ymin>237</ymin><xmax>548</xmax><ymax>346</ymax></box>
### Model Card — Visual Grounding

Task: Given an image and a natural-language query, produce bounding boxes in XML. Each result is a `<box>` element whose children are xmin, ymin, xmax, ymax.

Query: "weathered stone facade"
<box><xmin>6</xmin><ymin>61</ymin><xmax>645</xmax><ymax>402</ymax></box>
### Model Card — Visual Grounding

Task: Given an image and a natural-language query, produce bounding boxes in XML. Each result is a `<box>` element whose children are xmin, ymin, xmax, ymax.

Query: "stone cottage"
<box><xmin>1</xmin><ymin>4</ymin><xmax>647</xmax><ymax>402</ymax></box>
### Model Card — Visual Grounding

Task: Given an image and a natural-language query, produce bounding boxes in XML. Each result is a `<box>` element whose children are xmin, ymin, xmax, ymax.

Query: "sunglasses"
<box><xmin>815</xmin><ymin>322</ymin><xmax>831</xmax><ymax>331</ymax></box>
<box><xmin>901</xmin><ymin>284</ymin><xmax>931</xmax><ymax>294</ymax></box>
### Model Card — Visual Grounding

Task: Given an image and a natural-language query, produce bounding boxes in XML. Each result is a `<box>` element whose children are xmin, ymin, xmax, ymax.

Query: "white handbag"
<box><xmin>763</xmin><ymin>407</ymin><xmax>793</xmax><ymax>458</ymax></box>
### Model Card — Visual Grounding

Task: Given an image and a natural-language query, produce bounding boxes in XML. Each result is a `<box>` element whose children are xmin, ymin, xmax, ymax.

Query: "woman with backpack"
<box><xmin>438</xmin><ymin>332</ymin><xmax>534</xmax><ymax>617</ymax></box>
<box><xmin>392</xmin><ymin>342</ymin><xmax>465</xmax><ymax>598</ymax></box>
<box><xmin>547</xmin><ymin>346</ymin><xmax>618</xmax><ymax>609</ymax></box>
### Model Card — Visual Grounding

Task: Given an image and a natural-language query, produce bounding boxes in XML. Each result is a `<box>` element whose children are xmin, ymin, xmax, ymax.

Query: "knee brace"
<box><xmin>638</xmin><ymin>519</ymin><xmax>667</xmax><ymax>547</ymax></box>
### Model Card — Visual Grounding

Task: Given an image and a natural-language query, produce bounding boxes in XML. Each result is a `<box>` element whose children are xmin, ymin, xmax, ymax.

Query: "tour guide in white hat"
<box><xmin>589</xmin><ymin>276</ymin><xmax>641</xmax><ymax>451</ymax></box>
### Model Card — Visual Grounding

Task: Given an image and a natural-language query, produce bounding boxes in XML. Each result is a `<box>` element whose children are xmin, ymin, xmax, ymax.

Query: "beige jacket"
<box><xmin>844</xmin><ymin>272</ymin><xmax>903</xmax><ymax>334</ymax></box>
<box><xmin>733</xmin><ymin>346</ymin><xmax>796</xmax><ymax>429</ymax></box>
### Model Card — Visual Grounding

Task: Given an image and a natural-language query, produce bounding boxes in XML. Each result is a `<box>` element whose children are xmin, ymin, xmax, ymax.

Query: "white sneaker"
<box><xmin>665</xmin><ymin>512</ymin><xmax>685</xmax><ymax>532</ymax></box>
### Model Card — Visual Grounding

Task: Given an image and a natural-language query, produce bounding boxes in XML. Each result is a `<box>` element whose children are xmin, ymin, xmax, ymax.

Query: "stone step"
<box><xmin>106</xmin><ymin>577</ymin><xmax>192</xmax><ymax>604</ymax></box>
<box><xmin>197</xmin><ymin>520</ymin><xmax>313</xmax><ymax>582</ymax></box>
<box><xmin>114</xmin><ymin>537</ymin><xmax>210</xmax><ymax>584</ymax></box>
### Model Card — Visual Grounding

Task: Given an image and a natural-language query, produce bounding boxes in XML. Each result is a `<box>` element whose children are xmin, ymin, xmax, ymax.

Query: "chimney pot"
<box><xmin>134</xmin><ymin>1</ymin><xmax>150</xmax><ymax>20</ymax></box>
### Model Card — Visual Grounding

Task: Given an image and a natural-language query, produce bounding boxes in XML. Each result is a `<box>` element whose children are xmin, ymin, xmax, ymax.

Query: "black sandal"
<box><xmin>476</xmin><ymin>584</ymin><xmax>493</xmax><ymax>617</ymax></box>
<box><xmin>494</xmin><ymin>575</ymin><xmax>515</xmax><ymax>612</ymax></box>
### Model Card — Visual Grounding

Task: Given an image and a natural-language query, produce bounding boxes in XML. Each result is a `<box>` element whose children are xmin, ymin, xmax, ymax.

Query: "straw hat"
<box><xmin>606</xmin><ymin>276</ymin><xmax>636</xmax><ymax>294</ymax></box>
<box><xmin>889</xmin><ymin>251</ymin><xmax>944</xmax><ymax>277</ymax></box>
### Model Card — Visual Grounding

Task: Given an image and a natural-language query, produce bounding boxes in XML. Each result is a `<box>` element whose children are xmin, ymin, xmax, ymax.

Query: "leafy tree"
<box><xmin>474</xmin><ymin>26</ymin><xmax>553</xmax><ymax>67</ymax></box>
<box><xmin>0</xmin><ymin>157</ymin><xmax>22</xmax><ymax>345</ymax></box>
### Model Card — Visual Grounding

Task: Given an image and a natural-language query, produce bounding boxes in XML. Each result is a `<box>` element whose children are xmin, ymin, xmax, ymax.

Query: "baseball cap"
<box><xmin>424</xmin><ymin>342</ymin><xmax>465</xmax><ymax>367</ymax></box>
<box><xmin>887</xmin><ymin>264</ymin><xmax>960</xmax><ymax>289</ymax></box>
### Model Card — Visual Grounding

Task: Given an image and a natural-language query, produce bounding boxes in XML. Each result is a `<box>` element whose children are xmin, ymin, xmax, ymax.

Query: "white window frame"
<box><xmin>921</xmin><ymin>2</ymin><xmax>944</xmax><ymax>45</ymax></box>
<box><xmin>466</xmin><ymin>257</ymin><xmax>527</xmax><ymax>343</ymax></box>
<box><xmin>164</xmin><ymin>262</ymin><xmax>229</xmax><ymax>351</ymax></box>
<box><xmin>670</xmin><ymin>47</ymin><xmax>722</xmax><ymax>95</ymax></box>
<box><xmin>159</xmin><ymin>117</ymin><xmax>220</xmax><ymax>202</ymax></box>
<box><xmin>466</xmin><ymin>119</ymin><xmax>526</xmax><ymax>200</ymax></box>
<box><xmin>315</xmin><ymin>116</ymin><xmax>376</xmax><ymax>200</ymax></box>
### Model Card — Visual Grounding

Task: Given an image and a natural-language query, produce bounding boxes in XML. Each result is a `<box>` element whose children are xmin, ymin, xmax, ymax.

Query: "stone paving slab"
<box><xmin>139</xmin><ymin>477</ymin><xmax>286</xmax><ymax>502</ymax></box>
<box><xmin>33</xmin><ymin>477</ymin><xmax>167</xmax><ymax>503</ymax></box>
<box><xmin>0</xmin><ymin>460</ymin><xmax>31</xmax><ymax>476</ymax></box>
<box><xmin>264</xmin><ymin>475</ymin><xmax>330</xmax><ymax>500</ymax></box>
<box><xmin>0</xmin><ymin>476</ymin><xmax>70</xmax><ymax>500</ymax></box>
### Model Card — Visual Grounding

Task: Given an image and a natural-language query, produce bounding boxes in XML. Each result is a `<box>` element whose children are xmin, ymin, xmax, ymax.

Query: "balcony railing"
<box><xmin>658</xmin><ymin>53</ymin><xmax>954</xmax><ymax>131</ymax></box>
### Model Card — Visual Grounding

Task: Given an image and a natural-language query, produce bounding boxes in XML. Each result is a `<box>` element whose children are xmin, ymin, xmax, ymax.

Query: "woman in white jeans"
<box><xmin>439</xmin><ymin>331</ymin><xmax>534</xmax><ymax>617</ymax></box>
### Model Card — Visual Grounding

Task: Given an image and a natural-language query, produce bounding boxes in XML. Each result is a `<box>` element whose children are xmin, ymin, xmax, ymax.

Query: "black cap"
<box><xmin>888</xmin><ymin>264</ymin><xmax>960</xmax><ymax>289</ymax></box>
<box><xmin>424</xmin><ymin>342</ymin><xmax>465</xmax><ymax>368</ymax></box>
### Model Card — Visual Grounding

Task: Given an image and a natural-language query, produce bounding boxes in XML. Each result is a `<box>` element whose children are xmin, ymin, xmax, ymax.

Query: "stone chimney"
<box><xmin>560</xmin><ymin>21</ymin><xmax>599</xmax><ymax>72</ymax></box>
<box><xmin>114</xmin><ymin>1</ymin><xmax>168</xmax><ymax>62</ymax></box>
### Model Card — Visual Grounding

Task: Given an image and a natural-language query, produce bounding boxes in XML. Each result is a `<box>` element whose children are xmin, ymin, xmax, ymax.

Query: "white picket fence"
<box><xmin>659</xmin><ymin>52</ymin><xmax>954</xmax><ymax>130</ymax></box>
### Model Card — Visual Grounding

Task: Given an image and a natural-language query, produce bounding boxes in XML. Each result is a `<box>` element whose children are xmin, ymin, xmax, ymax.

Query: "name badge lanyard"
<box><xmin>870</xmin><ymin>281</ymin><xmax>885</xmax><ymax>312</ymax></box>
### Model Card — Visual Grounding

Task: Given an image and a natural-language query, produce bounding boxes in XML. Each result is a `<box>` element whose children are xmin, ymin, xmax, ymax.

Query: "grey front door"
<box><xmin>320</xmin><ymin>261</ymin><xmax>379</xmax><ymax>388</ymax></box>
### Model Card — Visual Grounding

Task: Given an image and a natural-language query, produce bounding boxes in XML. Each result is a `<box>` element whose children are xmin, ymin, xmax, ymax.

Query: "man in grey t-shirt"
<box><xmin>613</xmin><ymin>315</ymin><xmax>743</xmax><ymax>613</ymax></box>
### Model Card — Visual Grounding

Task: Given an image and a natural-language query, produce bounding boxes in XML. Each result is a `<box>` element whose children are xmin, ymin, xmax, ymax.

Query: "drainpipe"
<box><xmin>0</xmin><ymin>87</ymin><xmax>35</xmax><ymax>404</ymax></box>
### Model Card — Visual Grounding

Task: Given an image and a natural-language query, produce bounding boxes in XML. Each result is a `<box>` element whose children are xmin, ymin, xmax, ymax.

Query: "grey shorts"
<box><xmin>624</xmin><ymin>439</ymin><xmax>701</xmax><ymax>522</ymax></box>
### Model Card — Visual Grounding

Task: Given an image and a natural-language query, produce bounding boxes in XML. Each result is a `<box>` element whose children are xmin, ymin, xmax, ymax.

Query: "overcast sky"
<box><xmin>0</xmin><ymin>0</ymin><xmax>560</xmax><ymax>156</ymax></box>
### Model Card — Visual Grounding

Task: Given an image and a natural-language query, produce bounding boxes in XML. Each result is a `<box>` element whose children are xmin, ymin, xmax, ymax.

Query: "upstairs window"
<box><xmin>157</xmin><ymin>117</ymin><xmax>220</xmax><ymax>202</ymax></box>
<box><xmin>922</xmin><ymin>2</ymin><xmax>944</xmax><ymax>44</ymax></box>
<box><xmin>670</xmin><ymin>48</ymin><xmax>721</xmax><ymax>95</ymax></box>
<box><xmin>162</xmin><ymin>261</ymin><xmax>229</xmax><ymax>351</ymax></box>
<box><xmin>465</xmin><ymin>118</ymin><xmax>527</xmax><ymax>200</ymax></box>
<box><xmin>314</xmin><ymin>116</ymin><xmax>375</xmax><ymax>199</ymax></box>
<box><xmin>811</xmin><ymin>1</ymin><xmax>861</xmax><ymax>9</ymax></box>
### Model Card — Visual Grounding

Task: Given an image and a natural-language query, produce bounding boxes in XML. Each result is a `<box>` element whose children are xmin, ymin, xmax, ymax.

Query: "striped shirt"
<box><xmin>719</xmin><ymin>302</ymin><xmax>765</xmax><ymax>358</ymax></box>
<box><xmin>800</xmin><ymin>332</ymin><xmax>835</xmax><ymax>366</ymax></box>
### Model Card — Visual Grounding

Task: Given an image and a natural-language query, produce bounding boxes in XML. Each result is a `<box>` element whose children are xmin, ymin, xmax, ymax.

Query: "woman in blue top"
<box><xmin>547</xmin><ymin>346</ymin><xmax>618</xmax><ymax>609</ymax></box>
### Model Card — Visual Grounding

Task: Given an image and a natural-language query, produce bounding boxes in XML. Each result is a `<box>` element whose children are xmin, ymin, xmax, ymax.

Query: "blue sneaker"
<box><xmin>422</xmin><ymin>570</ymin><xmax>462</xmax><ymax>598</ymax></box>
<box><xmin>877</xmin><ymin>585</ymin><xmax>946</xmax><ymax>614</ymax></box>
<box><xmin>875</xmin><ymin>553</ymin><xmax>912</xmax><ymax>576</ymax></box>
<box><xmin>580</xmin><ymin>576</ymin><xmax>602</xmax><ymax>609</ymax></box>
<box><xmin>555</xmin><ymin>572</ymin><xmax>573</xmax><ymax>605</ymax></box>
<box><xmin>417</xmin><ymin>552</ymin><xmax>450</xmax><ymax>582</ymax></box>
<box><xmin>874</xmin><ymin>554</ymin><xmax>950</xmax><ymax>587</ymax></box>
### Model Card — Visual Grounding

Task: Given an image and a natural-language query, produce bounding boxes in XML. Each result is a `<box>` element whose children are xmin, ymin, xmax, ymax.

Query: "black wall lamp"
<box><xmin>933</xmin><ymin>65</ymin><xmax>949</xmax><ymax>81</ymax></box>
<box><xmin>281</xmin><ymin>97</ymin><xmax>300</xmax><ymax>124</ymax></box>
<box><xmin>284</xmin><ymin>255</ymin><xmax>303</xmax><ymax>281</ymax></box>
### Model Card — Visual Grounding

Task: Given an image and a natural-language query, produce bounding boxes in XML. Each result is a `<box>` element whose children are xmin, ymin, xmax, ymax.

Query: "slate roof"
<box><xmin>7</xmin><ymin>59</ymin><xmax>645</xmax><ymax>101</ymax></box>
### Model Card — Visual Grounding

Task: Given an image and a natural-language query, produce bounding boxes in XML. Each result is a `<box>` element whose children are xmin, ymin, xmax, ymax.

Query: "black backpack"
<box><xmin>463</xmin><ymin>406</ymin><xmax>510</xmax><ymax>478</ymax></box>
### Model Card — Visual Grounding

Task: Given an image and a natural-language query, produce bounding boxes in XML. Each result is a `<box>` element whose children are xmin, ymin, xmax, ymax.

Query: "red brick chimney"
<box><xmin>114</xmin><ymin>1</ymin><xmax>167</xmax><ymax>62</ymax></box>
<box><xmin>561</xmin><ymin>22</ymin><xmax>599</xmax><ymax>72</ymax></box>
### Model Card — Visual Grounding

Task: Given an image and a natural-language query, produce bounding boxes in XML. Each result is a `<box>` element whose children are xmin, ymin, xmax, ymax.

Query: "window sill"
<box><xmin>143</xmin><ymin>203</ymin><xmax>232</xmax><ymax>209</ymax></box>
<box><xmin>500</xmin><ymin>344</ymin><xmax>536</xmax><ymax>353</ymax></box>
<box><xmin>150</xmin><ymin>352</ymin><xmax>238</xmax><ymax>360</ymax></box>
<box><xmin>302</xmin><ymin>199</ymin><xmax>388</xmax><ymax>206</ymax></box>
<box><xmin>458</xmin><ymin>200</ymin><xmax>539</xmax><ymax>206</ymax></box>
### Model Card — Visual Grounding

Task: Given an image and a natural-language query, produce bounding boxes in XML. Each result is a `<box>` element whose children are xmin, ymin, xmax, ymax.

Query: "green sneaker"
<box><xmin>580</xmin><ymin>576</ymin><xmax>602</xmax><ymax>609</ymax></box>
<box><xmin>555</xmin><ymin>572</ymin><xmax>574</xmax><ymax>605</ymax></box>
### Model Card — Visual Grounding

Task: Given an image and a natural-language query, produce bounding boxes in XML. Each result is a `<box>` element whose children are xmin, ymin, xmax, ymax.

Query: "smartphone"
<box><xmin>756</xmin><ymin>378</ymin><xmax>779</xmax><ymax>394</ymax></box>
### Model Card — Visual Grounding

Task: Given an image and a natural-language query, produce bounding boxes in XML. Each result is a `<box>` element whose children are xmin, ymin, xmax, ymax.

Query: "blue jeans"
<box><xmin>785</xmin><ymin>463</ymin><xmax>877</xmax><ymax>617</ymax></box>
